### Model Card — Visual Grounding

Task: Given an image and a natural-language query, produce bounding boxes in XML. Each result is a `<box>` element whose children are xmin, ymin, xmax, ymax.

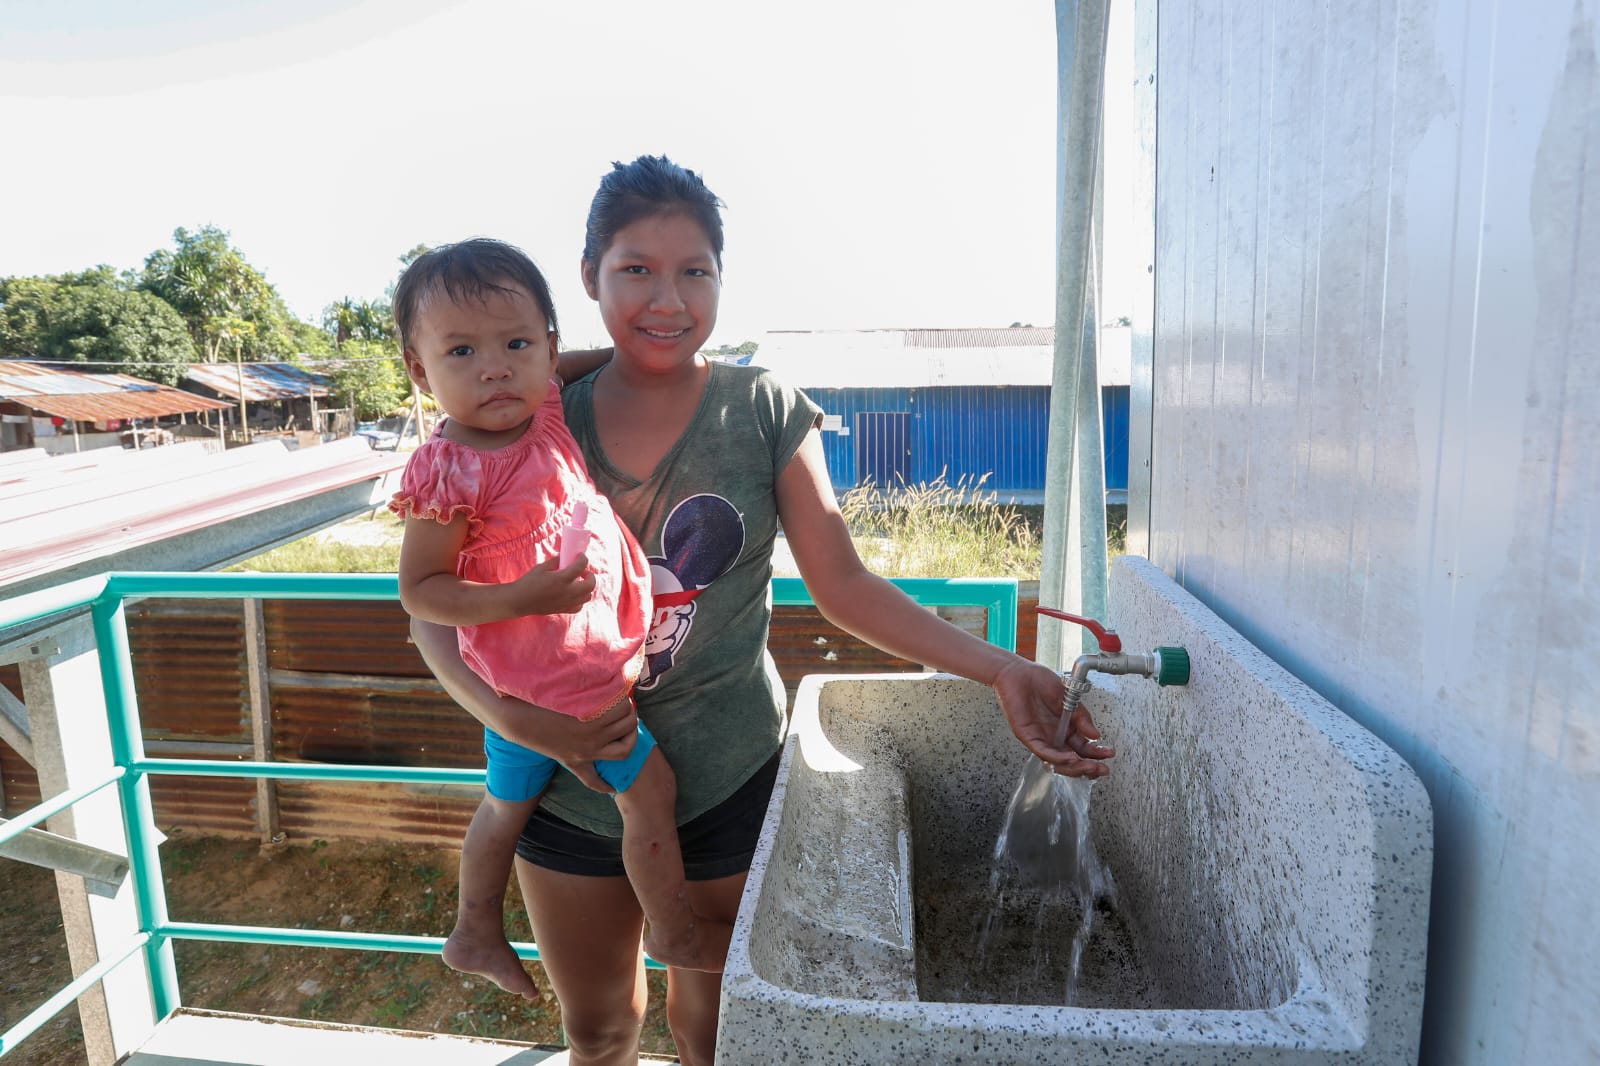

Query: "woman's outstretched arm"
<box><xmin>410</xmin><ymin>617</ymin><xmax>640</xmax><ymax>792</ymax></box>
<box><xmin>774</xmin><ymin>430</ymin><xmax>1114</xmax><ymax>778</ymax></box>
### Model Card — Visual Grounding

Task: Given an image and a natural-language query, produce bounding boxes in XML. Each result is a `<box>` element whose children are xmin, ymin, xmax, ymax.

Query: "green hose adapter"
<box><xmin>1154</xmin><ymin>646</ymin><xmax>1190</xmax><ymax>686</ymax></box>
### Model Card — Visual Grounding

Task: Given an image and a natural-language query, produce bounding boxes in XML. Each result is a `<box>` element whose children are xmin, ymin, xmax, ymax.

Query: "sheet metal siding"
<box><xmin>263</xmin><ymin>599</ymin><xmax>425</xmax><ymax>679</ymax></box>
<box><xmin>1149</xmin><ymin>3</ymin><xmax>1598</xmax><ymax>1064</ymax></box>
<box><xmin>804</xmin><ymin>384</ymin><xmax>1126</xmax><ymax>494</ymax></box>
<box><xmin>1102</xmin><ymin>386</ymin><xmax>1130</xmax><ymax>492</ymax></box>
<box><xmin>805</xmin><ymin>385</ymin><xmax>1054</xmax><ymax>492</ymax></box>
<box><xmin>128</xmin><ymin>600</ymin><xmax>250</xmax><ymax>740</ymax></box>
<box><xmin>0</xmin><ymin>665</ymin><xmax>35</xmax><ymax>813</ymax></box>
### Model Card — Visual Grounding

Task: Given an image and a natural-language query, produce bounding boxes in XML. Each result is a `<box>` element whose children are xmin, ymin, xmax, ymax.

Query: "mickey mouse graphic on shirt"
<box><xmin>638</xmin><ymin>493</ymin><xmax>745</xmax><ymax>690</ymax></box>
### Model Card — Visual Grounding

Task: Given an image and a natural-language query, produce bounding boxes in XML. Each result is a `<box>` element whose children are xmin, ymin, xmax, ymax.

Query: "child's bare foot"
<box><xmin>442</xmin><ymin>927</ymin><xmax>539</xmax><ymax>999</ymax></box>
<box><xmin>642</xmin><ymin>914</ymin><xmax>734</xmax><ymax>973</ymax></box>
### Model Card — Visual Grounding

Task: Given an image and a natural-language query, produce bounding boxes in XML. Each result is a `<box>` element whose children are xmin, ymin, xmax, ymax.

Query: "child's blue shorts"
<box><xmin>482</xmin><ymin>718</ymin><xmax>656</xmax><ymax>803</ymax></box>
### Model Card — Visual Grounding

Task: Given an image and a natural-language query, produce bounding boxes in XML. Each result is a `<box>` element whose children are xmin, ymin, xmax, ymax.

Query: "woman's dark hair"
<box><xmin>392</xmin><ymin>238</ymin><xmax>559</xmax><ymax>348</ymax></box>
<box><xmin>582</xmin><ymin>155</ymin><xmax>725</xmax><ymax>269</ymax></box>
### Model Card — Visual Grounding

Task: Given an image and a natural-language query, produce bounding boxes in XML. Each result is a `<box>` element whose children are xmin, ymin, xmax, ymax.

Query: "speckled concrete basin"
<box><xmin>717</xmin><ymin>556</ymin><xmax>1432</xmax><ymax>1065</ymax></box>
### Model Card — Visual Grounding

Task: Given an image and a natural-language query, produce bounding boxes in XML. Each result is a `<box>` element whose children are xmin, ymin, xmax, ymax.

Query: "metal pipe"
<box><xmin>0</xmin><ymin>767</ymin><xmax>125</xmax><ymax>849</ymax></box>
<box><xmin>1040</xmin><ymin>0</ymin><xmax>1113</xmax><ymax>671</ymax></box>
<box><xmin>1067</xmin><ymin>650</ymin><xmax>1160</xmax><ymax>688</ymax></box>
<box><xmin>91</xmin><ymin>594</ymin><xmax>181</xmax><ymax>1020</ymax></box>
<box><xmin>134</xmin><ymin>757</ymin><xmax>488</xmax><ymax>786</ymax></box>
<box><xmin>0</xmin><ymin>932</ymin><xmax>149</xmax><ymax>1057</ymax></box>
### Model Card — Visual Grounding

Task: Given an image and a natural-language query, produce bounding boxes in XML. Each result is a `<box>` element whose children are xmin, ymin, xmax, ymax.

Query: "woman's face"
<box><xmin>583</xmin><ymin>211</ymin><xmax>720</xmax><ymax>376</ymax></box>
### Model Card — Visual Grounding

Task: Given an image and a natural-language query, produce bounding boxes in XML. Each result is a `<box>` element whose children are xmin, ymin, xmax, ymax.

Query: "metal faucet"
<box><xmin>1036</xmin><ymin>607</ymin><xmax>1190</xmax><ymax>714</ymax></box>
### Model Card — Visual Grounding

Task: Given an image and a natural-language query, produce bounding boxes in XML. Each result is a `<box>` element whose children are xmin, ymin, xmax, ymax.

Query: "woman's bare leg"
<box><xmin>663</xmin><ymin>872</ymin><xmax>748</xmax><ymax>1066</ymax></box>
<box><xmin>515</xmin><ymin>858</ymin><xmax>648</xmax><ymax>1066</ymax></box>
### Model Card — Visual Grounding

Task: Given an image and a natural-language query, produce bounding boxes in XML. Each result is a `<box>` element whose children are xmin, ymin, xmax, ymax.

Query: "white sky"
<box><xmin>0</xmin><ymin>0</ymin><xmax>1068</xmax><ymax>350</ymax></box>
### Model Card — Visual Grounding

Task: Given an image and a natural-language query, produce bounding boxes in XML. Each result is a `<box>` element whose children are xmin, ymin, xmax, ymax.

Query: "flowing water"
<box><xmin>976</xmin><ymin>703</ymin><xmax>1122</xmax><ymax>1006</ymax></box>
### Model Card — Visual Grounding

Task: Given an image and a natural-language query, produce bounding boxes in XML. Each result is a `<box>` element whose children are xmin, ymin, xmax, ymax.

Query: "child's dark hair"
<box><xmin>392</xmin><ymin>238</ymin><xmax>559</xmax><ymax>349</ymax></box>
<box><xmin>583</xmin><ymin>155</ymin><xmax>725</xmax><ymax>269</ymax></box>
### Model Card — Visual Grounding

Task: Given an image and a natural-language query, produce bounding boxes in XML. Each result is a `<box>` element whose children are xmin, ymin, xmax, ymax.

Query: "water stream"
<box><xmin>979</xmin><ymin>705</ymin><xmax>1118</xmax><ymax>1006</ymax></box>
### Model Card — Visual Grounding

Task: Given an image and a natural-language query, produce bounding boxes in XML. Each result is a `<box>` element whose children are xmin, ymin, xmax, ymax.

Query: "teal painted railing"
<box><xmin>0</xmin><ymin>571</ymin><xmax>1017</xmax><ymax>1058</ymax></box>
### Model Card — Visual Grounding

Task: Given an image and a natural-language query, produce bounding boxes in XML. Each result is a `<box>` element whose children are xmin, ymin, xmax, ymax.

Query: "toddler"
<box><xmin>388</xmin><ymin>238</ymin><xmax>730</xmax><ymax>998</ymax></box>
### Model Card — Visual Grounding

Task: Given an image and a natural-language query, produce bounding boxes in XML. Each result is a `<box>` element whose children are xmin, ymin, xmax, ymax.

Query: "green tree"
<box><xmin>288</xmin><ymin>318</ymin><xmax>335</xmax><ymax>358</ymax></box>
<box><xmin>321</xmin><ymin>297</ymin><xmax>395</xmax><ymax>348</ymax></box>
<box><xmin>0</xmin><ymin>275</ymin><xmax>61</xmax><ymax>355</ymax></box>
<box><xmin>0</xmin><ymin>270</ymin><xmax>196</xmax><ymax>382</ymax></box>
<box><xmin>140</xmin><ymin>226</ymin><xmax>297</xmax><ymax>363</ymax></box>
<box><xmin>39</xmin><ymin>286</ymin><xmax>196</xmax><ymax>383</ymax></box>
<box><xmin>701</xmin><ymin>340</ymin><xmax>760</xmax><ymax>362</ymax></box>
<box><xmin>324</xmin><ymin>339</ymin><xmax>407</xmax><ymax>419</ymax></box>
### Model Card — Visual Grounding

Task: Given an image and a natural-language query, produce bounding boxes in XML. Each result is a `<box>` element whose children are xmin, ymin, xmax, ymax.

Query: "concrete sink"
<box><xmin>717</xmin><ymin>556</ymin><xmax>1431</xmax><ymax>1064</ymax></box>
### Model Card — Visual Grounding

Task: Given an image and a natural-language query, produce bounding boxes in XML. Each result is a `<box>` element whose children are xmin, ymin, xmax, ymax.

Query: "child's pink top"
<box><xmin>389</xmin><ymin>379</ymin><xmax>650</xmax><ymax>720</ymax></box>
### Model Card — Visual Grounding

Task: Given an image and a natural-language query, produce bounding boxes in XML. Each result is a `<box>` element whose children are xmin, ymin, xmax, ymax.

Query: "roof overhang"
<box><xmin>11</xmin><ymin>390</ymin><xmax>231</xmax><ymax>422</ymax></box>
<box><xmin>0</xmin><ymin>439</ymin><xmax>406</xmax><ymax>644</ymax></box>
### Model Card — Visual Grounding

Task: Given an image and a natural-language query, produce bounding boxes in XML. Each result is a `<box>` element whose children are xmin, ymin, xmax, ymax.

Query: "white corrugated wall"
<box><xmin>1130</xmin><ymin>0</ymin><xmax>1598</xmax><ymax>1062</ymax></box>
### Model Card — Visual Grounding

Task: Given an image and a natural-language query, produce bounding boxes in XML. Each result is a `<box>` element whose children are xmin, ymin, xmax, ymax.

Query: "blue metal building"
<box><xmin>748</xmin><ymin>327</ymin><xmax>1129</xmax><ymax>502</ymax></box>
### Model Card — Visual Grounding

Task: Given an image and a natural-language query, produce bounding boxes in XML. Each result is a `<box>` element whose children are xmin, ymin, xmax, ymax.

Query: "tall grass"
<box><xmin>228</xmin><ymin>479</ymin><xmax>1119</xmax><ymax>578</ymax></box>
<box><xmin>227</xmin><ymin>510</ymin><xmax>404</xmax><ymax>573</ymax></box>
<box><xmin>838</xmin><ymin>473</ymin><xmax>1043</xmax><ymax>579</ymax></box>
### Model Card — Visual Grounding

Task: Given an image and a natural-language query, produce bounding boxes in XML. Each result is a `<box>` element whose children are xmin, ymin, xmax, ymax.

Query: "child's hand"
<box><xmin>511</xmin><ymin>555</ymin><xmax>596</xmax><ymax>615</ymax></box>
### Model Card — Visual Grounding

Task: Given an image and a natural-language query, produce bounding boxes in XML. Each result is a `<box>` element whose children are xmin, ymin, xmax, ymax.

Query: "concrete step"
<box><xmin>119</xmin><ymin>1008</ymin><xmax>679</xmax><ymax>1065</ymax></box>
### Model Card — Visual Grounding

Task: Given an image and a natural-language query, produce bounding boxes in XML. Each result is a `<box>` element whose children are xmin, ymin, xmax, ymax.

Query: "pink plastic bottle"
<box><xmin>559</xmin><ymin>501</ymin><xmax>592</xmax><ymax>569</ymax></box>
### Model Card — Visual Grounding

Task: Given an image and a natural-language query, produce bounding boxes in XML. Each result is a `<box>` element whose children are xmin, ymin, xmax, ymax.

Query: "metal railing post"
<box><xmin>89</xmin><ymin>594</ymin><xmax>179</xmax><ymax>1020</ymax></box>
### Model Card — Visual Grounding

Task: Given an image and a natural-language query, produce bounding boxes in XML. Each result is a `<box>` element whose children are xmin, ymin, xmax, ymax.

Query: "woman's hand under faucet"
<box><xmin>993</xmin><ymin>659</ymin><xmax>1115</xmax><ymax>778</ymax></box>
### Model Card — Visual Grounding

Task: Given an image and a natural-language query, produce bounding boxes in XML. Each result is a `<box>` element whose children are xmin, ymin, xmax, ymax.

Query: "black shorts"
<box><xmin>515</xmin><ymin>749</ymin><xmax>783</xmax><ymax>881</ymax></box>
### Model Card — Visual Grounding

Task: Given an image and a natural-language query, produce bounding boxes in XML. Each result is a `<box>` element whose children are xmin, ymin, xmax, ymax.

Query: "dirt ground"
<box><xmin>2</xmin><ymin>836</ymin><xmax>676</xmax><ymax>1064</ymax></box>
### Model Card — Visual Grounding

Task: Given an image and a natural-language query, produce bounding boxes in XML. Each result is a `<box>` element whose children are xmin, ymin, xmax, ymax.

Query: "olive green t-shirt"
<box><xmin>543</xmin><ymin>360</ymin><xmax>823</xmax><ymax>835</ymax></box>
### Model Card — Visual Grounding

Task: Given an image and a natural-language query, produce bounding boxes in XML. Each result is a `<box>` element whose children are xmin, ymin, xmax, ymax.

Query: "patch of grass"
<box><xmin>227</xmin><ymin>510</ymin><xmax>403</xmax><ymax>573</ymax></box>
<box><xmin>1107</xmin><ymin>503</ymin><xmax>1128</xmax><ymax>559</ymax></box>
<box><xmin>839</xmin><ymin>473</ymin><xmax>1043</xmax><ymax>578</ymax></box>
<box><xmin>225</xmin><ymin>480</ymin><xmax>1124</xmax><ymax>580</ymax></box>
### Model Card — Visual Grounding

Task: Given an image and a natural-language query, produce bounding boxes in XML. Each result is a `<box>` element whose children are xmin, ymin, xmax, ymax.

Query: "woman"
<box><xmin>412</xmin><ymin>154</ymin><xmax>1113</xmax><ymax>1066</ymax></box>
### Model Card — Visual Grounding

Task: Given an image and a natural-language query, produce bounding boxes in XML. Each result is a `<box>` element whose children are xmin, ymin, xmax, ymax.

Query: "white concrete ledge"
<box><xmin>121</xmin><ymin>1008</ymin><xmax>680</xmax><ymax>1065</ymax></box>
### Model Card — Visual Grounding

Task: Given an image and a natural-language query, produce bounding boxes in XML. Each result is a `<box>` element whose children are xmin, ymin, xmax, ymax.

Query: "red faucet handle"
<box><xmin>1034</xmin><ymin>606</ymin><xmax>1122</xmax><ymax>653</ymax></box>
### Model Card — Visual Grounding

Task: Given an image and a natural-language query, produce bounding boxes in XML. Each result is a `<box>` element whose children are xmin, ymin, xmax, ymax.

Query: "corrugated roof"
<box><xmin>183</xmin><ymin>362</ymin><xmax>330</xmax><ymax>403</ymax></box>
<box><xmin>900</xmin><ymin>327</ymin><xmax>1055</xmax><ymax>348</ymax></box>
<box><xmin>0</xmin><ymin>361</ymin><xmax>233</xmax><ymax>420</ymax></box>
<box><xmin>752</xmin><ymin>329</ymin><xmax>1056</xmax><ymax>388</ymax></box>
<box><xmin>750</xmin><ymin>327</ymin><xmax>1134</xmax><ymax>389</ymax></box>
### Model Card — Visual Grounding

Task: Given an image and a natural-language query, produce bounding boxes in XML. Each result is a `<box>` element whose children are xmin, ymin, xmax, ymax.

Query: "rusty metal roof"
<box><xmin>0</xmin><ymin>361</ymin><xmax>232</xmax><ymax>420</ymax></box>
<box><xmin>183</xmin><ymin>362</ymin><xmax>330</xmax><ymax>403</ymax></box>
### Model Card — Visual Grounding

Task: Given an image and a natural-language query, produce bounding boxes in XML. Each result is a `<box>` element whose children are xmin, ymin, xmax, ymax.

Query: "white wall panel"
<box><xmin>1143</xmin><ymin>0</ymin><xmax>1598</xmax><ymax>1062</ymax></box>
